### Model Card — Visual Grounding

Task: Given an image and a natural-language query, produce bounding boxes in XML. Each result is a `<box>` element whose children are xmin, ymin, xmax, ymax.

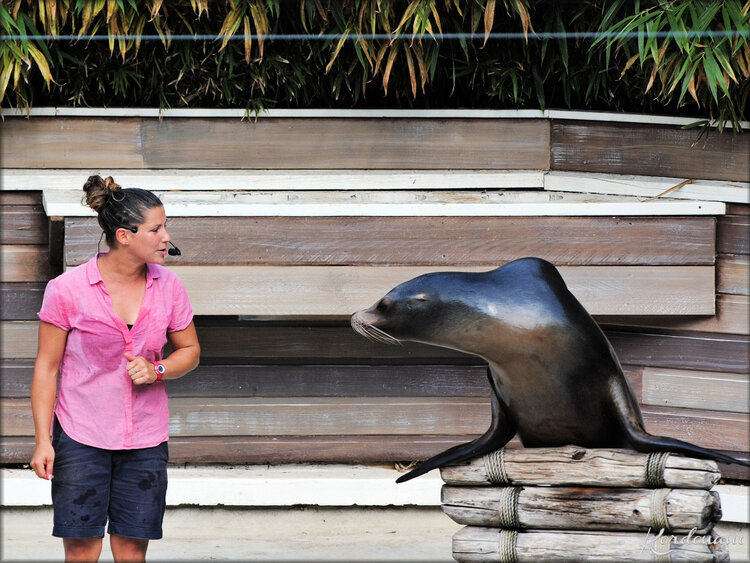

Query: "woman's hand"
<box><xmin>30</xmin><ymin>442</ymin><xmax>55</xmax><ymax>480</ymax></box>
<box><xmin>125</xmin><ymin>353</ymin><xmax>157</xmax><ymax>385</ymax></box>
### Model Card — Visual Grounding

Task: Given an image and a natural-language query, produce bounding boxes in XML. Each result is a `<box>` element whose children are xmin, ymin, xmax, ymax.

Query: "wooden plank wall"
<box><xmin>1</xmin><ymin>115</ymin><xmax>748</xmax><ymax>482</ymax></box>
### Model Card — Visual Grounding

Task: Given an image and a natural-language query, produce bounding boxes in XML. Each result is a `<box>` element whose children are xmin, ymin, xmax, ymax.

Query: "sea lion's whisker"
<box><xmin>351</xmin><ymin>318</ymin><xmax>401</xmax><ymax>346</ymax></box>
<box><xmin>366</xmin><ymin>325</ymin><xmax>402</xmax><ymax>346</ymax></box>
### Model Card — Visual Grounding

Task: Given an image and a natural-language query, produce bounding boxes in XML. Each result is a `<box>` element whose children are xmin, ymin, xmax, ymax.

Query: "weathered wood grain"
<box><xmin>1</xmin><ymin>118</ymin><xmax>144</xmax><ymax>168</ymax></box>
<box><xmin>1</xmin><ymin>396</ymin><xmax>494</xmax><ymax>437</ymax></box>
<box><xmin>717</xmin><ymin>215</ymin><xmax>750</xmax><ymax>255</ymax></box>
<box><xmin>0</xmin><ymin>322</ymin><xmax>38</xmax><ymax>359</ymax></box>
<box><xmin>642</xmin><ymin>367</ymin><xmax>749</xmax><ymax>414</ymax></box>
<box><xmin>140</xmin><ymin>118</ymin><xmax>551</xmax><ymax>169</ymax></box>
<box><xmin>2</xmin><ymin>168</ymin><xmax>546</xmax><ymax>191</ymax></box>
<box><xmin>598</xmin><ymin>294</ymin><xmax>750</xmax><ymax>335</ymax></box>
<box><xmin>191</xmin><ymin>322</ymin><xmax>749</xmax><ymax>373</ymax></box>
<box><xmin>4</xmin><ymin>397</ymin><xmax>746</xmax><ymax>451</ymax></box>
<box><xmin>2</xmin><ymin>320</ymin><xmax>466</xmax><ymax>361</ymax></box>
<box><xmin>0</xmin><ymin>247</ymin><xmax>59</xmax><ymax>282</ymax></box>
<box><xmin>605</xmin><ymin>330</ymin><xmax>749</xmax><ymax>374</ymax></box>
<box><xmin>0</xmin><ymin>205</ymin><xmax>47</xmax><ymax>245</ymax></box>
<box><xmin>5</xmin><ymin>434</ymin><xmax>742</xmax><ymax>477</ymax></box>
<box><xmin>46</xmin><ymin>187</ymin><xmax>727</xmax><ymax>217</ymax></box>
<box><xmin>452</xmin><ymin>526</ymin><xmax>730</xmax><ymax>562</ymax></box>
<box><xmin>717</xmin><ymin>255</ymin><xmax>749</xmax><ymax>295</ymax></box>
<box><xmin>0</xmin><ymin>191</ymin><xmax>42</xmax><ymax>206</ymax></box>
<box><xmin>0</xmin><ymin>360</ymin><xmax>490</xmax><ymax>398</ymax></box>
<box><xmin>544</xmin><ymin>171</ymin><xmax>747</xmax><ymax>204</ymax></box>
<box><xmin>170</xmin><ymin>364</ymin><xmax>492</xmax><ymax>398</ymax></box>
<box><xmin>167</xmin><ymin>265</ymin><xmax>716</xmax><ymax>316</ymax></box>
<box><xmin>0</xmin><ymin>359</ymin><xmax>643</xmax><ymax>400</ymax></box>
<box><xmin>0</xmin><ymin>283</ymin><xmax>45</xmax><ymax>321</ymax></box>
<box><xmin>0</xmin><ymin>360</ymin><xmax>474</xmax><ymax>398</ymax></box>
<box><xmin>440</xmin><ymin>446</ymin><xmax>720</xmax><ymax>489</ymax></box>
<box><xmin>63</xmin><ymin>216</ymin><xmax>717</xmax><ymax>267</ymax></box>
<box><xmin>0</xmin><ymin>434</ymin><xmax>485</xmax><ymax>465</ymax></box>
<box><xmin>441</xmin><ymin>486</ymin><xmax>721</xmax><ymax>532</ymax></box>
<box><xmin>642</xmin><ymin>406</ymin><xmax>750</xmax><ymax>452</ymax></box>
<box><xmin>551</xmin><ymin>121</ymin><xmax>750</xmax><ymax>182</ymax></box>
<box><xmin>7</xmin><ymin>320</ymin><xmax>748</xmax><ymax>374</ymax></box>
<box><xmin>726</xmin><ymin>203</ymin><xmax>750</xmax><ymax>216</ymax></box>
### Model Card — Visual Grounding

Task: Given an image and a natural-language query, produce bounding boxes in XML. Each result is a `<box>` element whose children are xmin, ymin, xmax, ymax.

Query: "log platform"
<box><xmin>441</xmin><ymin>447</ymin><xmax>730</xmax><ymax>562</ymax></box>
<box><xmin>439</xmin><ymin>445</ymin><xmax>721</xmax><ymax>489</ymax></box>
<box><xmin>452</xmin><ymin>527</ymin><xmax>730</xmax><ymax>562</ymax></box>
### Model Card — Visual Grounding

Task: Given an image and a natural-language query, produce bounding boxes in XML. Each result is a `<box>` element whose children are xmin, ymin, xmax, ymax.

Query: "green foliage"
<box><xmin>1</xmin><ymin>0</ymin><xmax>748</xmax><ymax>129</ymax></box>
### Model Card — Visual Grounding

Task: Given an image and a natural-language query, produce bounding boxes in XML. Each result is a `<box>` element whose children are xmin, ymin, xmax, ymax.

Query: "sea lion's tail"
<box><xmin>609</xmin><ymin>377</ymin><xmax>750</xmax><ymax>467</ymax></box>
<box><xmin>397</xmin><ymin>373</ymin><xmax>516</xmax><ymax>483</ymax></box>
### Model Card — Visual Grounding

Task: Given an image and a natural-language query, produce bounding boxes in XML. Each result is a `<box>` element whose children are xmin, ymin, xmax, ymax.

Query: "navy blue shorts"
<box><xmin>50</xmin><ymin>419</ymin><xmax>168</xmax><ymax>540</ymax></box>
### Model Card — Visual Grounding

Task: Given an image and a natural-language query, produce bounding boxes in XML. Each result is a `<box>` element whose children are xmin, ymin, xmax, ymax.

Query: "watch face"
<box><xmin>155</xmin><ymin>364</ymin><xmax>166</xmax><ymax>374</ymax></box>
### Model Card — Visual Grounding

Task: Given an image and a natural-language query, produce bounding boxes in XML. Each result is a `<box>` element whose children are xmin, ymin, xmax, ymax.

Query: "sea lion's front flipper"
<box><xmin>609</xmin><ymin>376</ymin><xmax>750</xmax><ymax>467</ymax></box>
<box><xmin>396</xmin><ymin>368</ymin><xmax>516</xmax><ymax>483</ymax></box>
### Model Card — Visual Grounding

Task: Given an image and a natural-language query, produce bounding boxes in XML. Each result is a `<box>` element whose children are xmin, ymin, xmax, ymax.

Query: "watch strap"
<box><xmin>152</xmin><ymin>361</ymin><xmax>166</xmax><ymax>381</ymax></box>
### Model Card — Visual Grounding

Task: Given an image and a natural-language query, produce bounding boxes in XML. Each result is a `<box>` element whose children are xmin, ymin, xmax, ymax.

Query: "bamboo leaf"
<box><xmin>151</xmin><ymin>1</ymin><xmax>164</xmax><ymax>18</ymax></box>
<box><xmin>414</xmin><ymin>44</ymin><xmax>428</xmax><ymax>91</ymax></box>
<box><xmin>430</xmin><ymin>2</ymin><xmax>442</xmax><ymax>36</ymax></box>
<box><xmin>620</xmin><ymin>53</ymin><xmax>639</xmax><ymax>77</ymax></box>
<box><xmin>483</xmin><ymin>0</ymin><xmax>495</xmax><ymax>46</ymax></box>
<box><xmin>514</xmin><ymin>0</ymin><xmax>532</xmax><ymax>39</ymax></box>
<box><xmin>326</xmin><ymin>29</ymin><xmax>350</xmax><ymax>73</ymax></box>
<box><xmin>218</xmin><ymin>8</ymin><xmax>243</xmax><ymax>52</ymax></box>
<box><xmin>702</xmin><ymin>48</ymin><xmax>723</xmax><ymax>101</ymax></box>
<box><xmin>382</xmin><ymin>42</ymin><xmax>399</xmax><ymax>94</ymax></box>
<box><xmin>555</xmin><ymin>12</ymin><xmax>568</xmax><ymax>72</ymax></box>
<box><xmin>0</xmin><ymin>58</ymin><xmax>14</xmax><ymax>104</ymax></box>
<box><xmin>0</xmin><ymin>7</ymin><xmax>19</xmax><ymax>33</ymax></box>
<box><xmin>243</xmin><ymin>15</ymin><xmax>252</xmax><ymax>63</ymax></box>
<box><xmin>395</xmin><ymin>1</ymin><xmax>419</xmax><ymax>36</ymax></box>
<box><xmin>27</xmin><ymin>43</ymin><xmax>53</xmax><ymax>85</ymax></box>
<box><xmin>249</xmin><ymin>2</ymin><xmax>267</xmax><ymax>58</ymax></box>
<box><xmin>713</xmin><ymin>44</ymin><xmax>738</xmax><ymax>83</ymax></box>
<box><xmin>37</xmin><ymin>0</ymin><xmax>46</xmax><ymax>31</ymax></box>
<box><xmin>403</xmin><ymin>44</ymin><xmax>417</xmax><ymax>97</ymax></box>
<box><xmin>687</xmin><ymin>73</ymin><xmax>699</xmax><ymax>104</ymax></box>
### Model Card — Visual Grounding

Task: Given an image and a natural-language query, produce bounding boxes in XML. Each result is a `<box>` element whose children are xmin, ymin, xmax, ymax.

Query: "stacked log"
<box><xmin>440</xmin><ymin>446</ymin><xmax>730</xmax><ymax>562</ymax></box>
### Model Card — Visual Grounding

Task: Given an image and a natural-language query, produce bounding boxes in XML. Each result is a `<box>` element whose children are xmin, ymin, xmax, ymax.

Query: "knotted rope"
<box><xmin>484</xmin><ymin>448</ymin><xmax>510</xmax><ymax>485</ymax></box>
<box><xmin>651</xmin><ymin>488</ymin><xmax>672</xmax><ymax>532</ymax></box>
<box><xmin>645</xmin><ymin>451</ymin><xmax>670</xmax><ymax>488</ymax></box>
<box><xmin>497</xmin><ymin>486</ymin><xmax>522</xmax><ymax>529</ymax></box>
<box><xmin>497</xmin><ymin>529</ymin><xmax>518</xmax><ymax>563</ymax></box>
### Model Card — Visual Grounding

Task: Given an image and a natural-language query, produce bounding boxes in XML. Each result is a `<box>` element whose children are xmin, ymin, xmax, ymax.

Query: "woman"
<box><xmin>30</xmin><ymin>175</ymin><xmax>200</xmax><ymax>562</ymax></box>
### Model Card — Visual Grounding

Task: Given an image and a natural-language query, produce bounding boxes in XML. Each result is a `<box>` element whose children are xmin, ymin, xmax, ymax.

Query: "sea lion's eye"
<box><xmin>376</xmin><ymin>297</ymin><xmax>392</xmax><ymax>312</ymax></box>
<box><xmin>413</xmin><ymin>293</ymin><xmax>428</xmax><ymax>302</ymax></box>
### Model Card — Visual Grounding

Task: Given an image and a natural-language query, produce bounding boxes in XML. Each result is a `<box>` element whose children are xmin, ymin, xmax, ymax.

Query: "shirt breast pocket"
<box><xmin>145</xmin><ymin>306</ymin><xmax>171</xmax><ymax>356</ymax></box>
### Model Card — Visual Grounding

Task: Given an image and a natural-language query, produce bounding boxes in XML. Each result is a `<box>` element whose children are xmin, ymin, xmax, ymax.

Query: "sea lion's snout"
<box><xmin>350</xmin><ymin>304</ymin><xmax>402</xmax><ymax>346</ymax></box>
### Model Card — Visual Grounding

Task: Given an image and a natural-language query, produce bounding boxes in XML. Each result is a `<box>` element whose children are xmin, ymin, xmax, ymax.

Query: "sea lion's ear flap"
<box><xmin>413</xmin><ymin>293</ymin><xmax>428</xmax><ymax>302</ymax></box>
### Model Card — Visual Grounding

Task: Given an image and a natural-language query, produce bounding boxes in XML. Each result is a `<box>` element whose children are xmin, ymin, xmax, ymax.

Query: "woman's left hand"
<box><xmin>125</xmin><ymin>353</ymin><xmax>157</xmax><ymax>385</ymax></box>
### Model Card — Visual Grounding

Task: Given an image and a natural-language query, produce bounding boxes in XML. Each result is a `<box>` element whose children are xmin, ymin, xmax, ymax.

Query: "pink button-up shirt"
<box><xmin>38</xmin><ymin>254</ymin><xmax>194</xmax><ymax>450</ymax></box>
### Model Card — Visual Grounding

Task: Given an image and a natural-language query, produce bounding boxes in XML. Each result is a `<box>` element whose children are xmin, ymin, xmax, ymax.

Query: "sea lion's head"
<box><xmin>351</xmin><ymin>259</ymin><xmax>578</xmax><ymax>358</ymax></box>
<box><xmin>351</xmin><ymin>270</ymin><xmax>506</xmax><ymax>353</ymax></box>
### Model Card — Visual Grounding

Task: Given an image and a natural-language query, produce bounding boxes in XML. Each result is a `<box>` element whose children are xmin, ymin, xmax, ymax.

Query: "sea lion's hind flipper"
<box><xmin>396</xmin><ymin>369</ymin><xmax>516</xmax><ymax>483</ymax></box>
<box><xmin>609</xmin><ymin>377</ymin><xmax>750</xmax><ymax>467</ymax></box>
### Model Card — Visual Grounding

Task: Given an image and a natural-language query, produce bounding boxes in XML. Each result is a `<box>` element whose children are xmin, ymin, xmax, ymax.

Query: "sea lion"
<box><xmin>351</xmin><ymin>257</ymin><xmax>749</xmax><ymax>483</ymax></box>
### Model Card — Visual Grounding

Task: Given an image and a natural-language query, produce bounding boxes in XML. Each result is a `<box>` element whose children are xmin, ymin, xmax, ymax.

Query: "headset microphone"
<box><xmin>167</xmin><ymin>242</ymin><xmax>182</xmax><ymax>256</ymax></box>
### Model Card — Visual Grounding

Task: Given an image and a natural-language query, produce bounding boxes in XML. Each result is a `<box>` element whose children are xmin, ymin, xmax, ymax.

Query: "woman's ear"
<box><xmin>114</xmin><ymin>227</ymin><xmax>134</xmax><ymax>247</ymax></box>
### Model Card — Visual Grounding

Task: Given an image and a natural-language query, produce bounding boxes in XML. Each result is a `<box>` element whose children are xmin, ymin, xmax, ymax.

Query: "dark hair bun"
<box><xmin>83</xmin><ymin>175</ymin><xmax>121</xmax><ymax>213</ymax></box>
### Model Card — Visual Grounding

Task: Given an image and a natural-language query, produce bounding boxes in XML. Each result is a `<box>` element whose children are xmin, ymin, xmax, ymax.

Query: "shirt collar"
<box><xmin>86</xmin><ymin>253</ymin><xmax>161</xmax><ymax>287</ymax></box>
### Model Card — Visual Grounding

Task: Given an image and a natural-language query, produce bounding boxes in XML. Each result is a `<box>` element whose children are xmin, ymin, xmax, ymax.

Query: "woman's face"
<box><xmin>128</xmin><ymin>206</ymin><xmax>172</xmax><ymax>264</ymax></box>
